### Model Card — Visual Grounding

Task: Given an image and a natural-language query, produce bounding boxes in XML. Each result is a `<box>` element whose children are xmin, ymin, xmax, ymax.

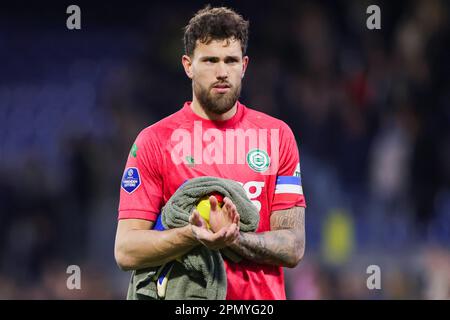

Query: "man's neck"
<box><xmin>190</xmin><ymin>96</ymin><xmax>237</xmax><ymax>121</ymax></box>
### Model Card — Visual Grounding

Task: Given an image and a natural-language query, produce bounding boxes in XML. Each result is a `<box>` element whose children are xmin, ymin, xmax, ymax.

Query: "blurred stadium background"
<box><xmin>0</xmin><ymin>0</ymin><xmax>449</xmax><ymax>299</ymax></box>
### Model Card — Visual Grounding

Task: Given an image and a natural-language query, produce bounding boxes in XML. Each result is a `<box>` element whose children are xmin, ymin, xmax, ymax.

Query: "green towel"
<box><xmin>127</xmin><ymin>176</ymin><xmax>260</xmax><ymax>300</ymax></box>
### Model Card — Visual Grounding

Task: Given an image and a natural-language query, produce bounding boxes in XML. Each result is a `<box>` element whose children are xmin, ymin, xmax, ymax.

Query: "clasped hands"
<box><xmin>189</xmin><ymin>196</ymin><xmax>240</xmax><ymax>250</ymax></box>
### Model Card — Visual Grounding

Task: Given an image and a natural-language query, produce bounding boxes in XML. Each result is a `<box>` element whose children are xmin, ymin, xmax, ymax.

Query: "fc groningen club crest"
<box><xmin>246</xmin><ymin>149</ymin><xmax>270</xmax><ymax>172</ymax></box>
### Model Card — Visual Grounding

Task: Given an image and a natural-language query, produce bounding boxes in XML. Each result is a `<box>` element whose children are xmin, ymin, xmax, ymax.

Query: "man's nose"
<box><xmin>215</xmin><ymin>62</ymin><xmax>228</xmax><ymax>80</ymax></box>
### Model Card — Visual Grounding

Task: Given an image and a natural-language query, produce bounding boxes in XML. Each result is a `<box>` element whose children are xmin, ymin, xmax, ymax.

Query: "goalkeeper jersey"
<box><xmin>118</xmin><ymin>101</ymin><xmax>306</xmax><ymax>300</ymax></box>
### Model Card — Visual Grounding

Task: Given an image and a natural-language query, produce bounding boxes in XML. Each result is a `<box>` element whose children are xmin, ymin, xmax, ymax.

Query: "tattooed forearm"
<box><xmin>229</xmin><ymin>207</ymin><xmax>305</xmax><ymax>268</ymax></box>
<box><xmin>230</xmin><ymin>230</ymin><xmax>299</xmax><ymax>267</ymax></box>
<box><xmin>271</xmin><ymin>209</ymin><xmax>303</xmax><ymax>230</ymax></box>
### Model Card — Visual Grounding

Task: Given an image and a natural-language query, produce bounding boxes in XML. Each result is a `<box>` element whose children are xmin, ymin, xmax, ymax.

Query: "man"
<box><xmin>114</xmin><ymin>6</ymin><xmax>306</xmax><ymax>300</ymax></box>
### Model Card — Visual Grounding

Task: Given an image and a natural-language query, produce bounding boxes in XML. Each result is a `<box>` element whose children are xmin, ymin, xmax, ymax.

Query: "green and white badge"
<box><xmin>247</xmin><ymin>149</ymin><xmax>270</xmax><ymax>173</ymax></box>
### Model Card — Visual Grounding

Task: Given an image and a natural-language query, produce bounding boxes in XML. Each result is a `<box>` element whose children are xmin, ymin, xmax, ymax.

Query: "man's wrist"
<box><xmin>229</xmin><ymin>231</ymin><xmax>242</xmax><ymax>249</ymax></box>
<box><xmin>181</xmin><ymin>224</ymin><xmax>198</xmax><ymax>246</ymax></box>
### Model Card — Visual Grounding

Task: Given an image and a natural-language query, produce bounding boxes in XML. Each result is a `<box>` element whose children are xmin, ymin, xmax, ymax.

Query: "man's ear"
<box><xmin>242</xmin><ymin>56</ymin><xmax>249</xmax><ymax>79</ymax></box>
<box><xmin>182</xmin><ymin>55</ymin><xmax>193</xmax><ymax>79</ymax></box>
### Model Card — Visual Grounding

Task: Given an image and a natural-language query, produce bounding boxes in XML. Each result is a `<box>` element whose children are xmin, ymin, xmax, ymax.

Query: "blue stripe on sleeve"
<box><xmin>276</xmin><ymin>176</ymin><xmax>301</xmax><ymax>185</ymax></box>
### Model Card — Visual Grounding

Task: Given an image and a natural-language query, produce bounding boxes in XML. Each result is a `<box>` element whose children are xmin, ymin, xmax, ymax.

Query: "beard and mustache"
<box><xmin>193</xmin><ymin>79</ymin><xmax>242</xmax><ymax>115</ymax></box>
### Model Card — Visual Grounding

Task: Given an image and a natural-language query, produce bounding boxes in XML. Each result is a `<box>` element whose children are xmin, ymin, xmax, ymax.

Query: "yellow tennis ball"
<box><xmin>195</xmin><ymin>194</ymin><xmax>223</xmax><ymax>229</ymax></box>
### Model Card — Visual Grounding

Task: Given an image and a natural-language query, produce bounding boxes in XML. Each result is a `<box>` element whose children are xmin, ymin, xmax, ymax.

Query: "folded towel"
<box><xmin>126</xmin><ymin>176</ymin><xmax>260</xmax><ymax>300</ymax></box>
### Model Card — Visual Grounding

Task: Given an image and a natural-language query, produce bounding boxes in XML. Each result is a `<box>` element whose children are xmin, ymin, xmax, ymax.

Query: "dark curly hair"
<box><xmin>183</xmin><ymin>5</ymin><xmax>249</xmax><ymax>57</ymax></box>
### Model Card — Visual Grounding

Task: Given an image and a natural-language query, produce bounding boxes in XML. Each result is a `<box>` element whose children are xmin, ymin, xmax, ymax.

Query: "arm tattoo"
<box><xmin>271</xmin><ymin>208</ymin><xmax>303</xmax><ymax>230</ymax></box>
<box><xmin>229</xmin><ymin>207</ymin><xmax>305</xmax><ymax>267</ymax></box>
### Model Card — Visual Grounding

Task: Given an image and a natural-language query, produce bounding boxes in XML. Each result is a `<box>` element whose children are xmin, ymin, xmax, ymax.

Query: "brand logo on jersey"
<box><xmin>247</xmin><ymin>149</ymin><xmax>270</xmax><ymax>173</ymax></box>
<box><xmin>121</xmin><ymin>167</ymin><xmax>141</xmax><ymax>193</ymax></box>
<box><xmin>237</xmin><ymin>180</ymin><xmax>265</xmax><ymax>212</ymax></box>
<box><xmin>130</xmin><ymin>144</ymin><xmax>138</xmax><ymax>158</ymax></box>
<box><xmin>185</xmin><ymin>155</ymin><xmax>195</xmax><ymax>167</ymax></box>
<box><xmin>294</xmin><ymin>163</ymin><xmax>301</xmax><ymax>177</ymax></box>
